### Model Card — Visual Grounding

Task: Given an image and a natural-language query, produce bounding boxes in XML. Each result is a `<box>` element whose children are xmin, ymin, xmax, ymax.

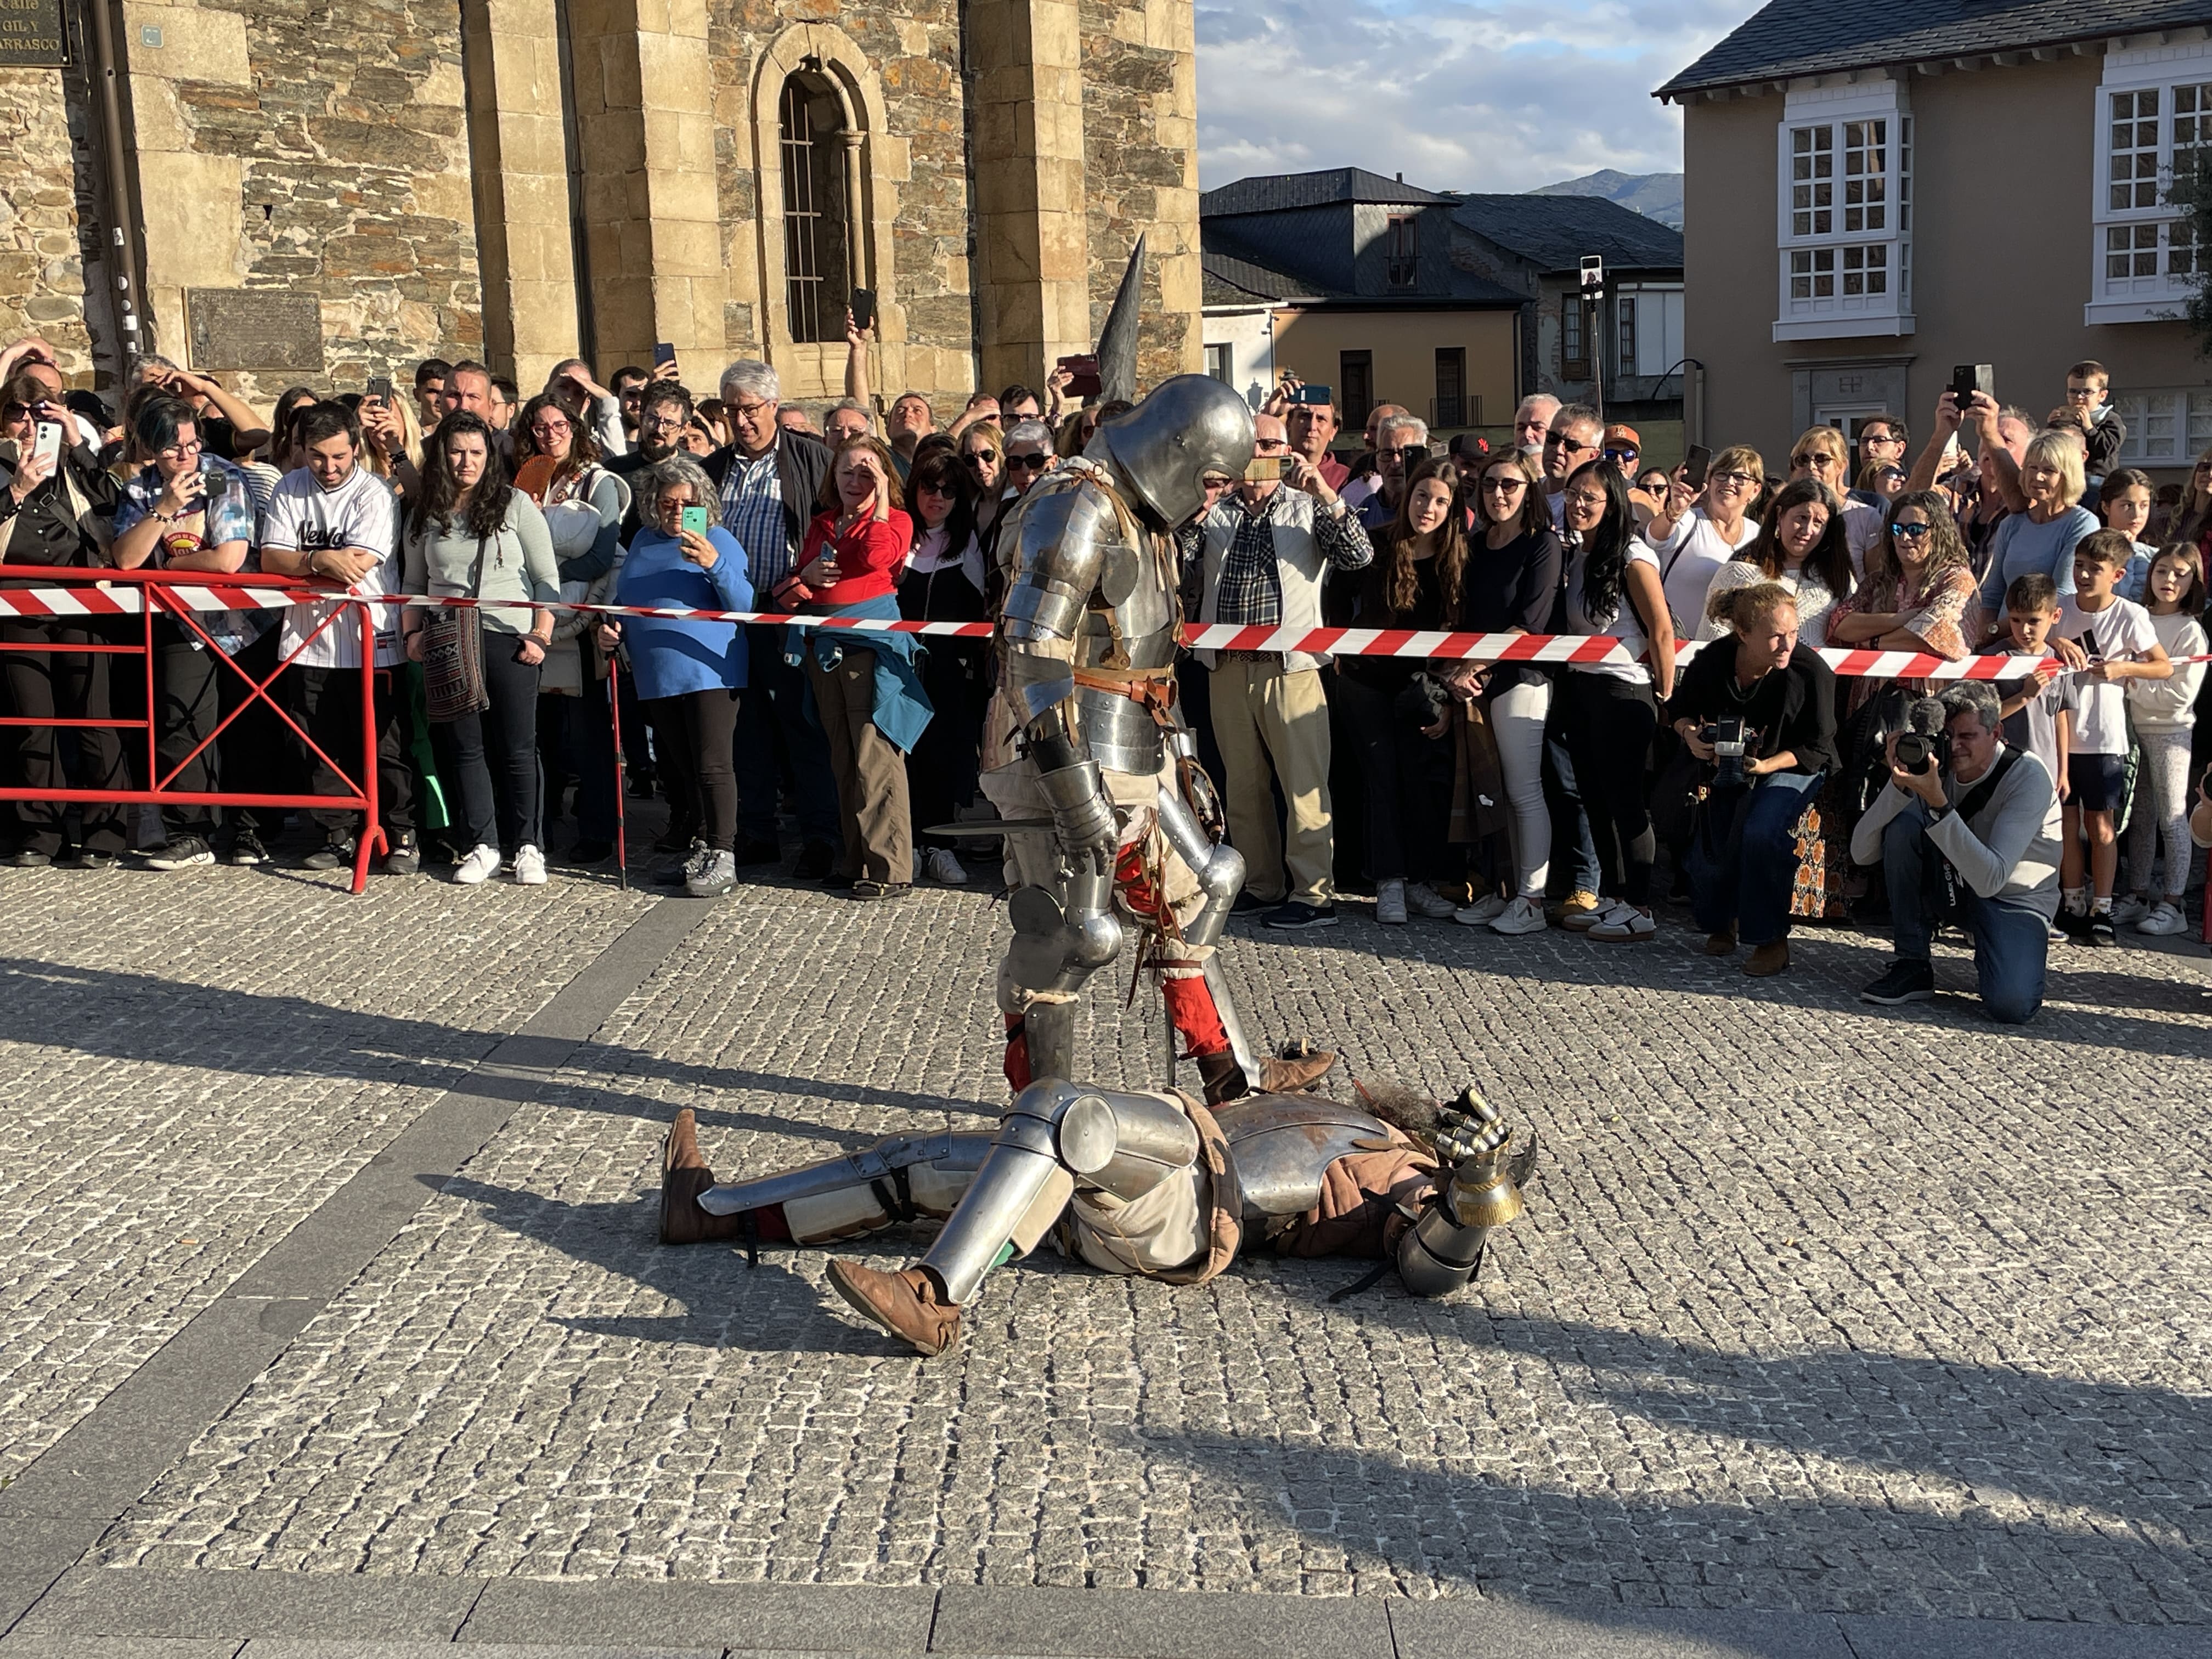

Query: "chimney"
<box><xmin>1396</xmin><ymin>172</ymin><xmax>1403</xmax><ymax>182</ymax></box>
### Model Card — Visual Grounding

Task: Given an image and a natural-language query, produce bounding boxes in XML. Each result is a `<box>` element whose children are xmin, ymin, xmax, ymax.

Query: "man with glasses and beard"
<box><xmin>702</xmin><ymin>360</ymin><xmax>840</xmax><ymax>876</ymax></box>
<box><xmin>1354</xmin><ymin>412</ymin><xmax>1430</xmax><ymax>538</ymax></box>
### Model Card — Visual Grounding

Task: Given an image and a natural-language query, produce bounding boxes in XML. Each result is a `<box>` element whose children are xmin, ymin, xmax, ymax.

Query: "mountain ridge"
<box><xmin>1532</xmin><ymin>169</ymin><xmax>1683</xmax><ymax>228</ymax></box>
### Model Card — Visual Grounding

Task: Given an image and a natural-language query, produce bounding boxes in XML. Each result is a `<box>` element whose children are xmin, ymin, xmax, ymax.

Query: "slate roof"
<box><xmin>1448</xmin><ymin>194</ymin><xmax>1684</xmax><ymax>273</ymax></box>
<box><xmin>1657</xmin><ymin>0</ymin><xmax>2212</xmax><ymax>100</ymax></box>
<box><xmin>1200</xmin><ymin>167</ymin><xmax>1445</xmax><ymax>217</ymax></box>
<box><xmin>1201</xmin><ymin>249</ymin><xmax>1325</xmax><ymax>307</ymax></box>
<box><xmin>1199</xmin><ymin>240</ymin><xmax>1526</xmax><ymax>309</ymax></box>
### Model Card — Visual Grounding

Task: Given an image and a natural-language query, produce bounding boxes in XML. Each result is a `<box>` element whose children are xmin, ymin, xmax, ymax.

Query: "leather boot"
<box><xmin>1195</xmin><ymin>1049</ymin><xmax>1248</xmax><ymax>1106</ymax></box>
<box><xmin>1260</xmin><ymin>1049</ymin><xmax>1338</xmax><ymax>1093</ymax></box>
<box><xmin>659</xmin><ymin>1108</ymin><xmax>745</xmax><ymax>1245</ymax></box>
<box><xmin>825</xmin><ymin>1259</ymin><xmax>962</xmax><ymax>1357</ymax></box>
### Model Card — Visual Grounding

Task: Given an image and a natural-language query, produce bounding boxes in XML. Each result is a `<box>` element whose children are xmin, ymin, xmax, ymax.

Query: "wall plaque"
<box><xmin>0</xmin><ymin>0</ymin><xmax>69</xmax><ymax>67</ymax></box>
<box><xmin>185</xmin><ymin>288</ymin><xmax>325</xmax><ymax>374</ymax></box>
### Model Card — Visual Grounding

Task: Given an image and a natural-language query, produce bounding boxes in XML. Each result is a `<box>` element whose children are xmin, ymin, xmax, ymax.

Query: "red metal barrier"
<box><xmin>0</xmin><ymin>567</ymin><xmax>384</xmax><ymax>893</ymax></box>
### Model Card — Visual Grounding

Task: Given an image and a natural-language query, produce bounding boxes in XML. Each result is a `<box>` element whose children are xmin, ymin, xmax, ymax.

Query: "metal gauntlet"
<box><xmin>1036</xmin><ymin>757</ymin><xmax>1118</xmax><ymax>876</ymax></box>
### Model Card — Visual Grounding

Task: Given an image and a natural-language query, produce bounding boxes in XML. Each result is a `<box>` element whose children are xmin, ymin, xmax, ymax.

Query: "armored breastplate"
<box><xmin>1214</xmin><ymin>1093</ymin><xmax>1398</xmax><ymax>1221</ymax></box>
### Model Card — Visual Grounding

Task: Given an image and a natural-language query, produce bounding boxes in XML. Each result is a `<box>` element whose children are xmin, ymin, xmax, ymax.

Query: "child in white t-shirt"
<box><xmin>1996</xmin><ymin>574</ymin><xmax>2079</xmax><ymax>799</ymax></box>
<box><xmin>2051</xmin><ymin>530</ymin><xmax>2171</xmax><ymax>943</ymax></box>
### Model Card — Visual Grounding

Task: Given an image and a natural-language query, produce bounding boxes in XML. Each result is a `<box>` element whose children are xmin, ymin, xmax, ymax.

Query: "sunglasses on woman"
<box><xmin>1006</xmin><ymin>452</ymin><xmax>1048</xmax><ymax>471</ymax></box>
<box><xmin>1892</xmin><ymin>521</ymin><xmax>1934</xmax><ymax>539</ymax></box>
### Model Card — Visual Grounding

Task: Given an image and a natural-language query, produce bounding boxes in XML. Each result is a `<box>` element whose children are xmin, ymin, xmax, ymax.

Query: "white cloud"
<box><xmin>1193</xmin><ymin>0</ymin><xmax>1742</xmax><ymax>191</ymax></box>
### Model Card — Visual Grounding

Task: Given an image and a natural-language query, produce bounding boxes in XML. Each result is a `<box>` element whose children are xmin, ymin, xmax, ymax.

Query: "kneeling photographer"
<box><xmin>1850</xmin><ymin>682</ymin><xmax>2059</xmax><ymax>1023</ymax></box>
<box><xmin>1667</xmin><ymin>582</ymin><xmax>1838</xmax><ymax>977</ymax></box>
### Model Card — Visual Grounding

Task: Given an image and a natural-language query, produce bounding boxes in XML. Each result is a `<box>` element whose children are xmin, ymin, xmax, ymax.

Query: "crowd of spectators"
<box><xmin>0</xmin><ymin>329</ymin><xmax>2206</xmax><ymax>1023</ymax></box>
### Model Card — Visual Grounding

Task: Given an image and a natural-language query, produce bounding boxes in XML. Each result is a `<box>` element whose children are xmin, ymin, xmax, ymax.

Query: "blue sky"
<box><xmin>1193</xmin><ymin>0</ymin><xmax>1748</xmax><ymax>191</ymax></box>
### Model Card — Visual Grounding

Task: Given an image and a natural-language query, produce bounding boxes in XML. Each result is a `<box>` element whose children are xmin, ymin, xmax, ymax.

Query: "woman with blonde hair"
<box><xmin>1642</xmin><ymin>443</ymin><xmax>1763</xmax><ymax>640</ymax></box>
<box><xmin>1972</xmin><ymin>429</ymin><xmax>2097</xmax><ymax>637</ymax></box>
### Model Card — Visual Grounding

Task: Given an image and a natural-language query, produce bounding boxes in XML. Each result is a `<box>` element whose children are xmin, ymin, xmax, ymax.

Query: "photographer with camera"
<box><xmin>1668</xmin><ymin>582</ymin><xmax>1838</xmax><ymax>977</ymax></box>
<box><xmin>1851</xmin><ymin>682</ymin><xmax>2060</xmax><ymax>1021</ymax></box>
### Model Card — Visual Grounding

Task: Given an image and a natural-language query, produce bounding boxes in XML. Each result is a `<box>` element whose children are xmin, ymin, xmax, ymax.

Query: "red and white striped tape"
<box><xmin>0</xmin><ymin>579</ymin><xmax>2179</xmax><ymax>681</ymax></box>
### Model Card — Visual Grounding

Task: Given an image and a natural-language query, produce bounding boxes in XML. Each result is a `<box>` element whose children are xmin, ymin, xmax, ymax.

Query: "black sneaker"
<box><xmin>3</xmin><ymin>849</ymin><xmax>52</xmax><ymax>867</ymax></box>
<box><xmin>1231</xmin><ymin>890</ymin><xmax>1273</xmax><ymax>914</ymax></box>
<box><xmin>302</xmin><ymin>837</ymin><xmax>356</xmax><ymax>871</ymax></box>
<box><xmin>382</xmin><ymin>830</ymin><xmax>421</xmax><ymax>875</ymax></box>
<box><xmin>1263</xmin><ymin>901</ymin><xmax>1339</xmax><ymax>930</ymax></box>
<box><xmin>227</xmin><ymin>830</ymin><xmax>268</xmax><ymax>867</ymax></box>
<box><xmin>794</xmin><ymin>840</ymin><xmax>837</xmax><ymax>880</ymax></box>
<box><xmin>145</xmin><ymin>834</ymin><xmax>216</xmax><ymax>871</ymax></box>
<box><xmin>2087</xmin><ymin>911</ymin><xmax>2118</xmax><ymax>947</ymax></box>
<box><xmin>1859</xmin><ymin>958</ymin><xmax>1935</xmax><ymax>1005</ymax></box>
<box><xmin>63</xmin><ymin>848</ymin><xmax>119</xmax><ymax>870</ymax></box>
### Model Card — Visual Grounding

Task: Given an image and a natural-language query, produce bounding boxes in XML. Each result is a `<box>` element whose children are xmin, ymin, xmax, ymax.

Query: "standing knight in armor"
<box><xmin>973</xmin><ymin>374</ymin><xmax>1327</xmax><ymax>1104</ymax></box>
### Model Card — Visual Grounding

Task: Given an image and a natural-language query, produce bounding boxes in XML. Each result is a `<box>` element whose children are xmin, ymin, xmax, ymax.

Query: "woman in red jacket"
<box><xmin>784</xmin><ymin>435</ymin><xmax>922</xmax><ymax>897</ymax></box>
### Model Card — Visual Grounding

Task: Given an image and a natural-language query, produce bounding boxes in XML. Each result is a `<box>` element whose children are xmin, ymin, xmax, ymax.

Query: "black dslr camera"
<box><xmin>1699</xmin><ymin>716</ymin><xmax>1751</xmax><ymax>791</ymax></box>
<box><xmin>1893</xmin><ymin>730</ymin><xmax>1936</xmax><ymax>776</ymax></box>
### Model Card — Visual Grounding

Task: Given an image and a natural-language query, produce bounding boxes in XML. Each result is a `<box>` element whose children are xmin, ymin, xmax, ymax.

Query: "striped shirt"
<box><xmin>718</xmin><ymin>443</ymin><xmax>791</xmax><ymax>590</ymax></box>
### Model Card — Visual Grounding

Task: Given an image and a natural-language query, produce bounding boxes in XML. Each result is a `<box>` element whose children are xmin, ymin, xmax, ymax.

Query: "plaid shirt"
<box><xmin>1178</xmin><ymin>488</ymin><xmax>1371</xmax><ymax>629</ymax></box>
<box><xmin>718</xmin><ymin>443</ymin><xmax>792</xmax><ymax>590</ymax></box>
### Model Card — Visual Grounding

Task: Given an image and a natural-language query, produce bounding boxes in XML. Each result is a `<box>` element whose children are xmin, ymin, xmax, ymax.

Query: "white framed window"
<box><xmin>2088</xmin><ymin>38</ymin><xmax>2212</xmax><ymax>324</ymax></box>
<box><xmin>1774</xmin><ymin>77</ymin><xmax>1913</xmax><ymax>342</ymax></box>
<box><xmin>1617</xmin><ymin>284</ymin><xmax>1684</xmax><ymax>377</ymax></box>
<box><xmin>2113</xmin><ymin>387</ymin><xmax>2212</xmax><ymax>465</ymax></box>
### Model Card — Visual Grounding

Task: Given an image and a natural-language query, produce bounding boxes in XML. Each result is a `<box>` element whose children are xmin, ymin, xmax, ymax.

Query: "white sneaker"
<box><xmin>2136</xmin><ymin>900</ymin><xmax>2190</xmax><ymax>937</ymax></box>
<box><xmin>923</xmin><ymin>847</ymin><xmax>969</xmax><ymax>885</ymax></box>
<box><xmin>1406</xmin><ymin>882</ymin><xmax>1459</xmax><ymax>919</ymax></box>
<box><xmin>1489</xmin><ymin>895</ymin><xmax>1548</xmax><ymax>935</ymax></box>
<box><xmin>1453</xmin><ymin>891</ymin><xmax>1508</xmax><ymax>927</ymax></box>
<box><xmin>514</xmin><ymin>844</ymin><xmax>548</xmax><ymax>885</ymax></box>
<box><xmin>1588</xmin><ymin>901</ymin><xmax>1657</xmax><ymax>942</ymax></box>
<box><xmin>2112</xmin><ymin>894</ymin><xmax>2151</xmax><ymax>926</ymax></box>
<box><xmin>453</xmin><ymin>844</ymin><xmax>501</xmax><ymax>885</ymax></box>
<box><xmin>1375</xmin><ymin>879</ymin><xmax>1409</xmax><ymax>925</ymax></box>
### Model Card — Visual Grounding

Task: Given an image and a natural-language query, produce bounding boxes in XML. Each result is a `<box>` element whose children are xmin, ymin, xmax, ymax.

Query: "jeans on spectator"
<box><xmin>1333</xmin><ymin>673</ymin><xmax>1452</xmax><ymax>884</ymax></box>
<box><xmin>1</xmin><ymin>618</ymin><xmax>128</xmax><ymax>856</ymax></box>
<box><xmin>1543</xmin><ymin>701</ymin><xmax>1602</xmax><ymax>898</ymax></box>
<box><xmin>1881</xmin><ymin>800</ymin><xmax>2048</xmax><ymax>1024</ymax></box>
<box><xmin>1486</xmin><ymin>677</ymin><xmax>1551</xmax><ymax>899</ymax></box>
<box><xmin>735</xmin><ymin>623</ymin><xmax>839</xmax><ymax>849</ymax></box>
<box><xmin>648</xmin><ymin>688</ymin><xmax>740</xmax><ymax>851</ymax></box>
<box><xmin>220</xmin><ymin>627</ymin><xmax>292</xmax><ymax>839</ymax></box>
<box><xmin>806</xmin><ymin>644</ymin><xmax>911</xmax><ymax>884</ymax></box>
<box><xmin>153</xmin><ymin>619</ymin><xmax>220</xmax><ymax>838</ymax></box>
<box><xmin>1688</xmin><ymin>769</ymin><xmax>1821</xmax><ymax>947</ymax></box>
<box><xmin>2127</xmin><ymin>727</ymin><xmax>2194</xmax><ymax>898</ymax></box>
<box><xmin>294</xmin><ymin>663</ymin><xmax>415</xmax><ymax>842</ymax></box>
<box><xmin>431</xmin><ymin>642</ymin><xmax>540</xmax><ymax>853</ymax></box>
<box><xmin>537</xmin><ymin>682</ymin><xmax>618</xmax><ymax>845</ymax></box>
<box><xmin>1558</xmin><ymin>672</ymin><xmax>1658</xmax><ymax>906</ymax></box>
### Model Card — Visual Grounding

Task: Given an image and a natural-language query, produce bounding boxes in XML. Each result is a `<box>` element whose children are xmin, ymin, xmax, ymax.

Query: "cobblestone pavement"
<box><xmin>4</xmin><ymin>853</ymin><xmax>2210</xmax><ymax>1627</ymax></box>
<box><xmin>0</xmin><ymin>862</ymin><xmax>656</xmax><ymax>1483</ymax></box>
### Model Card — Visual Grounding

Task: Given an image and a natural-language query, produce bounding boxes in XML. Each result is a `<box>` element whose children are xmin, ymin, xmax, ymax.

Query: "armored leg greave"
<box><xmin>697</xmin><ymin>1132</ymin><xmax>999</xmax><ymax>1245</ymax></box>
<box><xmin>918</xmin><ymin>1079</ymin><xmax>1202</xmax><ymax>1304</ymax></box>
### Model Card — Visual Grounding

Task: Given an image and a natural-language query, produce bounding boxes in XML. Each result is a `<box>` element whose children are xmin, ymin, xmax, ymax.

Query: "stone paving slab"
<box><xmin>930</xmin><ymin>1584</ymin><xmax>1389</xmax><ymax>1658</ymax></box>
<box><xmin>14</xmin><ymin>1567</ymin><xmax>482</xmax><ymax>1639</ymax></box>
<box><xmin>456</xmin><ymin>1581</ymin><xmax>938</xmax><ymax>1647</ymax></box>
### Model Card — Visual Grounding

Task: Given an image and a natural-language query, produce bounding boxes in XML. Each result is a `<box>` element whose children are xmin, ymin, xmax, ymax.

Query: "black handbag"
<box><xmin>420</xmin><ymin>532</ymin><xmax>490</xmax><ymax>723</ymax></box>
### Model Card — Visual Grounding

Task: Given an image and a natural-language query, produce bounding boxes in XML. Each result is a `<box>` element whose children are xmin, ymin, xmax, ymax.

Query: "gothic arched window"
<box><xmin>780</xmin><ymin>71</ymin><xmax>854</xmax><ymax>344</ymax></box>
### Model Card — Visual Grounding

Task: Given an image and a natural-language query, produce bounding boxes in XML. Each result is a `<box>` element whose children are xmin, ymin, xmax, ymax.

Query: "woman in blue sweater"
<box><xmin>599</xmin><ymin>455</ymin><xmax>755</xmax><ymax>898</ymax></box>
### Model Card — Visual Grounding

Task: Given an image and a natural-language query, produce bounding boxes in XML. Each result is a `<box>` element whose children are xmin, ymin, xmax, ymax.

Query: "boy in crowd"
<box><xmin>2051</xmin><ymin>531</ymin><xmax>2169</xmax><ymax>943</ymax></box>
<box><xmin>1997</xmin><ymin>573</ymin><xmax>2079</xmax><ymax>941</ymax></box>
<box><xmin>2065</xmin><ymin>359</ymin><xmax>2126</xmax><ymax>486</ymax></box>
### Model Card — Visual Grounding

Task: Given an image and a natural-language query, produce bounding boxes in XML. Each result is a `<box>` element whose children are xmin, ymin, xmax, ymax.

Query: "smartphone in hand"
<box><xmin>679</xmin><ymin>505</ymin><xmax>710</xmax><ymax>538</ymax></box>
<box><xmin>1681</xmin><ymin>444</ymin><xmax>1711</xmax><ymax>489</ymax></box>
<box><xmin>847</xmin><ymin>289</ymin><xmax>876</xmax><ymax>335</ymax></box>
<box><xmin>654</xmin><ymin>342</ymin><xmax>678</xmax><ymax>370</ymax></box>
<box><xmin>31</xmin><ymin>420</ymin><xmax>65</xmax><ymax>468</ymax></box>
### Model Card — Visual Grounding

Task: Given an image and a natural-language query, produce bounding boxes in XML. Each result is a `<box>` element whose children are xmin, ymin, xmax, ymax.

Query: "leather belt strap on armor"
<box><xmin>1071</xmin><ymin>665</ymin><xmax>1178</xmax><ymax>721</ymax></box>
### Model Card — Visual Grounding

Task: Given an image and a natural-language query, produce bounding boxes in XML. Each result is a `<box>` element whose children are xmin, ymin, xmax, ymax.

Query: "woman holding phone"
<box><xmin>785</xmin><ymin>435</ymin><xmax>929</xmax><ymax>898</ymax></box>
<box><xmin>401</xmin><ymin>413</ymin><xmax>560</xmax><ymax>887</ymax></box>
<box><xmin>110</xmin><ymin>395</ymin><xmax>257</xmax><ymax>871</ymax></box>
<box><xmin>599</xmin><ymin>455</ymin><xmax>754</xmax><ymax>898</ymax></box>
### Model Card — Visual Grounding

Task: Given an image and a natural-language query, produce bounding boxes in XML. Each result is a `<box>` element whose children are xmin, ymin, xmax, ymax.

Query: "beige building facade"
<box><xmin>0</xmin><ymin>0</ymin><xmax>1204</xmax><ymax>414</ymax></box>
<box><xmin>1662</xmin><ymin>8</ymin><xmax>2212</xmax><ymax>475</ymax></box>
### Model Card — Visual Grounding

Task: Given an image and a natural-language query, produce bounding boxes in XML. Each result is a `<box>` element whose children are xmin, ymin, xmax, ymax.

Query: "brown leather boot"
<box><xmin>1260</xmin><ymin>1049</ymin><xmax>1338</xmax><ymax>1093</ymax></box>
<box><xmin>1703</xmin><ymin>928</ymin><xmax>1738</xmax><ymax>956</ymax></box>
<box><xmin>1195</xmin><ymin>1049</ymin><xmax>1248</xmax><ymax>1106</ymax></box>
<box><xmin>1745</xmin><ymin>940</ymin><xmax>1791</xmax><ymax>978</ymax></box>
<box><xmin>825</xmin><ymin>1259</ymin><xmax>962</xmax><ymax>1356</ymax></box>
<box><xmin>659</xmin><ymin>1109</ymin><xmax>744</xmax><ymax>1245</ymax></box>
